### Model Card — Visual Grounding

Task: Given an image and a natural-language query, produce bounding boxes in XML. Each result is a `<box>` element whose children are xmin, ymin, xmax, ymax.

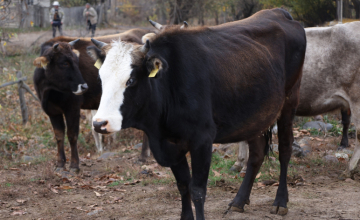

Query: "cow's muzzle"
<box><xmin>73</xmin><ymin>83</ymin><xmax>88</xmax><ymax>95</ymax></box>
<box><xmin>93</xmin><ymin>120</ymin><xmax>111</xmax><ymax>134</ymax></box>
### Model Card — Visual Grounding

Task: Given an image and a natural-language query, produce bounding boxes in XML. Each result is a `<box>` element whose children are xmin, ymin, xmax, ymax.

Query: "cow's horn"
<box><xmin>149</xmin><ymin>19</ymin><xmax>162</xmax><ymax>30</ymax></box>
<box><xmin>69</xmin><ymin>39</ymin><xmax>80</xmax><ymax>46</ymax></box>
<box><xmin>180</xmin><ymin>21</ymin><xmax>189</xmax><ymax>29</ymax></box>
<box><xmin>140</xmin><ymin>40</ymin><xmax>150</xmax><ymax>54</ymax></box>
<box><xmin>53</xmin><ymin>43</ymin><xmax>59</xmax><ymax>50</ymax></box>
<box><xmin>91</xmin><ymin>38</ymin><xmax>108</xmax><ymax>49</ymax></box>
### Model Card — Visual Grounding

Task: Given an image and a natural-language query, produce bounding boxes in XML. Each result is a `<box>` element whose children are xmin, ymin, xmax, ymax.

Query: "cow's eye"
<box><xmin>62</xmin><ymin>62</ymin><xmax>70</xmax><ymax>68</ymax></box>
<box><xmin>126</xmin><ymin>78</ymin><xmax>136</xmax><ymax>87</ymax></box>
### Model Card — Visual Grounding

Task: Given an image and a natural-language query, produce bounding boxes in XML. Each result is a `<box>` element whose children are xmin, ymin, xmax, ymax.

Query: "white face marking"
<box><xmin>73</xmin><ymin>84</ymin><xmax>83</xmax><ymax>95</ymax></box>
<box><xmin>93</xmin><ymin>41</ymin><xmax>134</xmax><ymax>133</ymax></box>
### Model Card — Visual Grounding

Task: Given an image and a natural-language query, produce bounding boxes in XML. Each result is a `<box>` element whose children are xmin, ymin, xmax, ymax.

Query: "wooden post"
<box><xmin>16</xmin><ymin>71</ymin><xmax>28</xmax><ymax>125</ymax></box>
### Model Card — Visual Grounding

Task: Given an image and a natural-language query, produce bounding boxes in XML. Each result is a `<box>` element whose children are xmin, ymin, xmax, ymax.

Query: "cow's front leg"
<box><xmin>229</xmin><ymin>137</ymin><xmax>265</xmax><ymax>212</ymax></box>
<box><xmin>65</xmin><ymin>110</ymin><xmax>80</xmax><ymax>173</ymax></box>
<box><xmin>339</xmin><ymin>109</ymin><xmax>351</xmax><ymax>150</ymax></box>
<box><xmin>189</xmin><ymin>138</ymin><xmax>212</xmax><ymax>220</ymax></box>
<box><xmin>171</xmin><ymin>156</ymin><xmax>194</xmax><ymax>220</ymax></box>
<box><xmin>139</xmin><ymin>133</ymin><xmax>150</xmax><ymax>162</ymax></box>
<box><xmin>49</xmin><ymin>114</ymin><xmax>66</xmax><ymax>172</ymax></box>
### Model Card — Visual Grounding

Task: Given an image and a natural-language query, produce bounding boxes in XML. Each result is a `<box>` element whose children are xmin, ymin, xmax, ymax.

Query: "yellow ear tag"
<box><xmin>94</xmin><ymin>59</ymin><xmax>102</xmax><ymax>69</ymax></box>
<box><xmin>149</xmin><ymin>67</ymin><xmax>159</xmax><ymax>78</ymax></box>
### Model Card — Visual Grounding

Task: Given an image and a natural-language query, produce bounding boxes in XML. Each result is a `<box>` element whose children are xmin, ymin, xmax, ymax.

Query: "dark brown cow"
<box><xmin>32</xmin><ymin>29</ymin><xmax>152</xmax><ymax>173</ymax></box>
<box><xmin>90</xmin><ymin>8</ymin><xmax>306</xmax><ymax>218</ymax></box>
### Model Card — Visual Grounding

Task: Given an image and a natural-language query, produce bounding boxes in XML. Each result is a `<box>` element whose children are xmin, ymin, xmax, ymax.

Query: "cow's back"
<box><xmin>297</xmin><ymin>22</ymin><xmax>360</xmax><ymax>116</ymax></box>
<box><xmin>149</xmin><ymin>8</ymin><xmax>306</xmax><ymax>142</ymax></box>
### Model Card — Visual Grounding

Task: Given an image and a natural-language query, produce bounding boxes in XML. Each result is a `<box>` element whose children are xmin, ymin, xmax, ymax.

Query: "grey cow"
<box><xmin>232</xmin><ymin>22</ymin><xmax>360</xmax><ymax>179</ymax></box>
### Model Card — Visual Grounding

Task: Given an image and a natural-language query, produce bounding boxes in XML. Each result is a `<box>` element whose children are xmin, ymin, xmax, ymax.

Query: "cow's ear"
<box><xmin>87</xmin><ymin>45</ymin><xmax>106</xmax><ymax>69</ymax></box>
<box><xmin>72</xmin><ymin>49</ymin><xmax>80</xmax><ymax>57</ymax></box>
<box><xmin>33</xmin><ymin>56</ymin><xmax>49</xmax><ymax>69</ymax></box>
<box><xmin>146</xmin><ymin>56</ymin><xmax>168</xmax><ymax>78</ymax></box>
<box><xmin>86</xmin><ymin>46</ymin><xmax>105</xmax><ymax>62</ymax></box>
<box><xmin>141</xmin><ymin>33</ymin><xmax>156</xmax><ymax>44</ymax></box>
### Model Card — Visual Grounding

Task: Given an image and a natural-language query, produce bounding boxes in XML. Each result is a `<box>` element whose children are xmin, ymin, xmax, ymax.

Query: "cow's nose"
<box><xmin>93</xmin><ymin>120</ymin><xmax>110</xmax><ymax>134</ymax></box>
<box><xmin>81</xmin><ymin>83</ymin><xmax>88</xmax><ymax>92</ymax></box>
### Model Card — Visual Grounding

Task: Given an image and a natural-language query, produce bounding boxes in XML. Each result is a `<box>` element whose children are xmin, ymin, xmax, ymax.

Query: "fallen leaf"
<box><xmin>11</xmin><ymin>211</ymin><xmax>26</xmax><ymax>216</ymax></box>
<box><xmin>257</xmin><ymin>182</ymin><xmax>266</xmax><ymax>187</ymax></box>
<box><xmin>16</xmin><ymin>199</ymin><xmax>26</xmax><ymax>204</ymax></box>
<box><xmin>272</xmin><ymin>182</ymin><xmax>279</xmax><ymax>186</ymax></box>
<box><xmin>256</xmin><ymin>172</ymin><xmax>261</xmax><ymax>179</ymax></box>
<box><xmin>11</xmin><ymin>207</ymin><xmax>21</xmax><ymax>210</ymax></box>
<box><xmin>126</xmin><ymin>172</ymin><xmax>130</xmax><ymax>177</ymax></box>
<box><xmin>114</xmin><ymin>188</ymin><xmax>126</xmax><ymax>192</ymax></box>
<box><xmin>213</xmin><ymin>170</ymin><xmax>221</xmax><ymax>177</ymax></box>
<box><xmin>239</xmin><ymin>172</ymin><xmax>246</xmax><ymax>178</ymax></box>
<box><xmin>81</xmin><ymin>185</ymin><xmax>94</xmax><ymax>190</ymax></box>
<box><xmin>94</xmin><ymin>191</ymin><xmax>101</xmax><ymax>197</ymax></box>
<box><xmin>314</xmin><ymin>138</ymin><xmax>324</xmax><ymax>141</ymax></box>
<box><xmin>89</xmin><ymin>204</ymin><xmax>98</xmax><ymax>208</ymax></box>
<box><xmin>51</xmin><ymin>188</ymin><xmax>59</xmax><ymax>194</ymax></box>
<box><xmin>86</xmin><ymin>153</ymin><xmax>91</xmax><ymax>159</ymax></box>
<box><xmin>9</xmin><ymin>168</ymin><xmax>20</xmax><ymax>171</ymax></box>
<box><xmin>75</xmin><ymin>206</ymin><xmax>87</xmax><ymax>212</ymax></box>
<box><xmin>59</xmin><ymin>185</ymin><xmax>75</xmax><ymax>190</ymax></box>
<box><xmin>62</xmin><ymin>177</ymin><xmax>70</xmax><ymax>183</ymax></box>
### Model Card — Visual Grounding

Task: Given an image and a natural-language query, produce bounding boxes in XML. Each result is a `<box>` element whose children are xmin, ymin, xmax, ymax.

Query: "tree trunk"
<box><xmin>343</xmin><ymin>0</ymin><xmax>352</xmax><ymax>18</ymax></box>
<box><xmin>214</xmin><ymin>10</ymin><xmax>219</xmax><ymax>25</ymax></box>
<box><xmin>17</xmin><ymin>71</ymin><xmax>28</xmax><ymax>125</ymax></box>
<box><xmin>351</xmin><ymin>0</ymin><xmax>360</xmax><ymax>18</ymax></box>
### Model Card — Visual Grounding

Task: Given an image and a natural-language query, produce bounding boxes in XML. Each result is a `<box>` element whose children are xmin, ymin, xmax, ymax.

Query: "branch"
<box><xmin>21</xmin><ymin>82</ymin><xmax>39</xmax><ymax>102</ymax></box>
<box><xmin>0</xmin><ymin>77</ymin><xmax>27</xmax><ymax>89</ymax></box>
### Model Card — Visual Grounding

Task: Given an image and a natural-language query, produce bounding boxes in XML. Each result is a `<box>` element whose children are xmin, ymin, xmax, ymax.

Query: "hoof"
<box><xmin>54</xmin><ymin>167</ymin><xmax>65</xmax><ymax>173</ymax></box>
<box><xmin>337</xmin><ymin>146</ymin><xmax>346</xmax><ymax>151</ymax></box>
<box><xmin>230</xmin><ymin>165</ymin><xmax>241</xmax><ymax>172</ymax></box>
<box><xmin>278</xmin><ymin>207</ymin><xmax>288</xmax><ymax>215</ymax></box>
<box><xmin>339</xmin><ymin>171</ymin><xmax>351</xmax><ymax>180</ymax></box>
<box><xmin>270</xmin><ymin>206</ymin><xmax>278</xmax><ymax>214</ymax></box>
<box><xmin>270</xmin><ymin>206</ymin><xmax>288</xmax><ymax>215</ymax></box>
<box><xmin>230</xmin><ymin>206</ymin><xmax>244</xmax><ymax>213</ymax></box>
<box><xmin>69</xmin><ymin>168</ymin><xmax>80</xmax><ymax>174</ymax></box>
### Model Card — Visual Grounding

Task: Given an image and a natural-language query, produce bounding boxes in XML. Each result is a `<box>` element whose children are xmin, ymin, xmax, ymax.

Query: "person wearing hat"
<box><xmin>83</xmin><ymin>3</ymin><xmax>98</xmax><ymax>37</ymax></box>
<box><xmin>49</xmin><ymin>1</ymin><xmax>65</xmax><ymax>38</ymax></box>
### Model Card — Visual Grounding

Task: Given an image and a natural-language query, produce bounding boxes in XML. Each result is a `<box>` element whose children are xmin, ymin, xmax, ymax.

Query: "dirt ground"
<box><xmin>1</xmin><ymin>28</ymin><xmax>360</xmax><ymax>219</ymax></box>
<box><xmin>0</xmin><ymin>136</ymin><xmax>359</xmax><ymax>220</ymax></box>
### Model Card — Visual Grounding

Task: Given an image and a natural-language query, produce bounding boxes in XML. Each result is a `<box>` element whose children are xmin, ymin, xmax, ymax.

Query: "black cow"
<box><xmin>32</xmin><ymin>30</ymin><xmax>152</xmax><ymax>173</ymax></box>
<box><xmin>89</xmin><ymin>9</ymin><xmax>306</xmax><ymax>219</ymax></box>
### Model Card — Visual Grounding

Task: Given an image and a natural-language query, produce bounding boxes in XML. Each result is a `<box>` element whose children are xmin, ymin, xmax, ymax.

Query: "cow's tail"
<box><xmin>264</xmin><ymin>126</ymin><xmax>273</xmax><ymax>157</ymax></box>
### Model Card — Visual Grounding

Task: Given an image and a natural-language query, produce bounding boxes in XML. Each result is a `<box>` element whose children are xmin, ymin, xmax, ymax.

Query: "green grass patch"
<box><xmin>4</xmin><ymin>182</ymin><xmax>13</xmax><ymax>187</ymax></box>
<box><xmin>108</xmin><ymin>181</ymin><xmax>121</xmax><ymax>187</ymax></box>
<box><xmin>208</xmin><ymin>153</ymin><xmax>239</xmax><ymax>187</ymax></box>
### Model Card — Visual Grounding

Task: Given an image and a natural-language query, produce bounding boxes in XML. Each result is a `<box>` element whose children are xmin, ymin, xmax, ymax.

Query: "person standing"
<box><xmin>83</xmin><ymin>3</ymin><xmax>98</xmax><ymax>37</ymax></box>
<box><xmin>49</xmin><ymin>1</ymin><xmax>65</xmax><ymax>38</ymax></box>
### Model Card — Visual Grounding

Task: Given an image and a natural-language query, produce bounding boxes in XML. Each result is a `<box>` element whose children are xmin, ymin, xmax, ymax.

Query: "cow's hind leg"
<box><xmin>230</xmin><ymin>142</ymin><xmax>248</xmax><ymax>175</ymax></box>
<box><xmin>339</xmin><ymin>109</ymin><xmax>351</xmax><ymax>150</ymax></box>
<box><xmin>270</xmin><ymin>107</ymin><xmax>296</xmax><ymax>215</ymax></box>
<box><xmin>65</xmin><ymin>110</ymin><xmax>80</xmax><ymax>174</ymax></box>
<box><xmin>340</xmin><ymin>108</ymin><xmax>360</xmax><ymax>179</ymax></box>
<box><xmin>228</xmin><ymin>137</ymin><xmax>266</xmax><ymax>212</ymax></box>
<box><xmin>171</xmin><ymin>157</ymin><xmax>194</xmax><ymax>220</ymax></box>
<box><xmin>50</xmin><ymin>114</ymin><xmax>66</xmax><ymax>172</ymax></box>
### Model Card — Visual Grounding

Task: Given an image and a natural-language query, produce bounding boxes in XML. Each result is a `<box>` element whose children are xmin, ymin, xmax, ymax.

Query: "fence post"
<box><xmin>16</xmin><ymin>71</ymin><xmax>28</xmax><ymax>125</ymax></box>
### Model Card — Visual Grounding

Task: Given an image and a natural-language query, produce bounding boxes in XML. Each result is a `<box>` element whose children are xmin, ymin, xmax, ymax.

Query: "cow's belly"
<box><xmin>296</xmin><ymin>91</ymin><xmax>350</xmax><ymax>116</ymax></box>
<box><xmin>213</xmin><ymin>95</ymin><xmax>283</xmax><ymax>143</ymax></box>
